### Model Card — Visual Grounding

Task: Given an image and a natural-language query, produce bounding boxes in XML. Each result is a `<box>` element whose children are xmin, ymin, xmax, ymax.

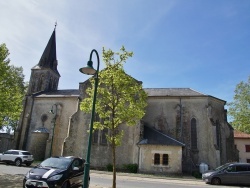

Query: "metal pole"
<box><xmin>83</xmin><ymin>50</ymin><xmax>100</xmax><ymax>188</ymax></box>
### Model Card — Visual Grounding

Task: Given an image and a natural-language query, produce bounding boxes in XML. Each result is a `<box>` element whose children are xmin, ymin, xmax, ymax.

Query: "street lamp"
<box><xmin>79</xmin><ymin>49</ymin><xmax>100</xmax><ymax>188</ymax></box>
<box><xmin>49</xmin><ymin>104</ymin><xmax>58</xmax><ymax>157</ymax></box>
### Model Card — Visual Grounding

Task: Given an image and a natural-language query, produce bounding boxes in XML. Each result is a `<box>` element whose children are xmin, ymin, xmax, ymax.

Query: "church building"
<box><xmin>14</xmin><ymin>29</ymin><xmax>237</xmax><ymax>174</ymax></box>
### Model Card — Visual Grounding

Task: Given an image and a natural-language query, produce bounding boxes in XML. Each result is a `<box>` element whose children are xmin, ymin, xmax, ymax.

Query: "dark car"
<box><xmin>202</xmin><ymin>162</ymin><xmax>250</xmax><ymax>186</ymax></box>
<box><xmin>23</xmin><ymin>156</ymin><xmax>88</xmax><ymax>188</ymax></box>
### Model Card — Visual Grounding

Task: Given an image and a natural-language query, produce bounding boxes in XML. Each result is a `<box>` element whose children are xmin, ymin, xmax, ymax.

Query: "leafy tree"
<box><xmin>80</xmin><ymin>46</ymin><xmax>147</xmax><ymax>188</ymax></box>
<box><xmin>0</xmin><ymin>43</ymin><xmax>26</xmax><ymax>132</ymax></box>
<box><xmin>227</xmin><ymin>76</ymin><xmax>250</xmax><ymax>133</ymax></box>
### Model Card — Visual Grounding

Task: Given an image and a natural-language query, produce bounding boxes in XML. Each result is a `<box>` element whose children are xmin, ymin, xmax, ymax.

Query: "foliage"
<box><xmin>0</xmin><ymin>43</ymin><xmax>26</xmax><ymax>131</ymax></box>
<box><xmin>80</xmin><ymin>46</ymin><xmax>147</xmax><ymax>188</ymax></box>
<box><xmin>192</xmin><ymin>171</ymin><xmax>202</xmax><ymax>179</ymax></box>
<box><xmin>122</xmin><ymin>163</ymin><xmax>138</xmax><ymax>173</ymax></box>
<box><xmin>106</xmin><ymin>163</ymin><xmax>113</xmax><ymax>172</ymax></box>
<box><xmin>227</xmin><ymin>76</ymin><xmax>250</xmax><ymax>134</ymax></box>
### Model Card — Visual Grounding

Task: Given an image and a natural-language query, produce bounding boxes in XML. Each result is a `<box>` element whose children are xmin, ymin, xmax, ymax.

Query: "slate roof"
<box><xmin>144</xmin><ymin>88</ymin><xmax>205</xmax><ymax>97</ymax></box>
<box><xmin>138</xmin><ymin>125</ymin><xmax>185</xmax><ymax>146</ymax></box>
<box><xmin>35</xmin><ymin>89</ymin><xmax>80</xmax><ymax>97</ymax></box>
<box><xmin>32</xmin><ymin>29</ymin><xmax>60</xmax><ymax>76</ymax></box>
<box><xmin>234</xmin><ymin>130</ymin><xmax>250</xmax><ymax>139</ymax></box>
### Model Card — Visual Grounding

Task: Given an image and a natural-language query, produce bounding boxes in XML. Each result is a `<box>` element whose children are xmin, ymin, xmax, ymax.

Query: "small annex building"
<box><xmin>14</xmin><ymin>29</ymin><xmax>237</xmax><ymax>174</ymax></box>
<box><xmin>234</xmin><ymin>130</ymin><xmax>250</xmax><ymax>163</ymax></box>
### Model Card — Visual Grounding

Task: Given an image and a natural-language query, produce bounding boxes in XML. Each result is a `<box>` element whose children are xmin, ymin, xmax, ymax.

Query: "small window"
<box><xmin>162</xmin><ymin>154</ymin><xmax>169</xmax><ymax>165</ymax></box>
<box><xmin>154</xmin><ymin>153</ymin><xmax>160</xmax><ymax>165</ymax></box>
<box><xmin>247</xmin><ymin>159</ymin><xmax>250</xmax><ymax>163</ymax></box>
<box><xmin>245</xmin><ymin>145</ymin><xmax>250</xmax><ymax>152</ymax></box>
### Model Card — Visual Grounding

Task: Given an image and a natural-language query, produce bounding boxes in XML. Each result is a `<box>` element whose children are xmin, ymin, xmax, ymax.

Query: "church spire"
<box><xmin>37</xmin><ymin>27</ymin><xmax>59</xmax><ymax>75</ymax></box>
<box><xmin>28</xmin><ymin>27</ymin><xmax>61</xmax><ymax>94</ymax></box>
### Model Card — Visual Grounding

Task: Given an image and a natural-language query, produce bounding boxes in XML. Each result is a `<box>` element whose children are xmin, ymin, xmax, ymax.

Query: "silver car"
<box><xmin>0</xmin><ymin>149</ymin><xmax>34</xmax><ymax>166</ymax></box>
<box><xmin>202</xmin><ymin>162</ymin><xmax>250</xmax><ymax>186</ymax></box>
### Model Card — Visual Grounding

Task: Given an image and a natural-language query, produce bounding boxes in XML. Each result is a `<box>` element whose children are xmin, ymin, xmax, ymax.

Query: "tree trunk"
<box><xmin>112</xmin><ymin>139</ymin><xmax>116</xmax><ymax>188</ymax></box>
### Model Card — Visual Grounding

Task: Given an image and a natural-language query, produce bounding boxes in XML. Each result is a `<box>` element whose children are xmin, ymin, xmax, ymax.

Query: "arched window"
<box><xmin>37</xmin><ymin>74</ymin><xmax>44</xmax><ymax>91</ymax></box>
<box><xmin>191</xmin><ymin>118</ymin><xmax>197</xmax><ymax>149</ymax></box>
<box><xmin>154</xmin><ymin>153</ymin><xmax>160</xmax><ymax>165</ymax></box>
<box><xmin>162</xmin><ymin>154</ymin><xmax>169</xmax><ymax>165</ymax></box>
<box><xmin>216</xmin><ymin>120</ymin><xmax>220</xmax><ymax>148</ymax></box>
<box><xmin>101</xmin><ymin>128</ymin><xmax>108</xmax><ymax>145</ymax></box>
<box><xmin>93</xmin><ymin>130</ymin><xmax>99</xmax><ymax>144</ymax></box>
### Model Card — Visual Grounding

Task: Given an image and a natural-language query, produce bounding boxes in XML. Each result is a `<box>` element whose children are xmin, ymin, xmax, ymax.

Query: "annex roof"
<box><xmin>138</xmin><ymin>125</ymin><xmax>185</xmax><ymax>146</ymax></box>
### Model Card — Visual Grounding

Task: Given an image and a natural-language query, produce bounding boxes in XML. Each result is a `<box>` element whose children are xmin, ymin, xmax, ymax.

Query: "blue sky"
<box><xmin>0</xmin><ymin>0</ymin><xmax>249</xmax><ymax>106</ymax></box>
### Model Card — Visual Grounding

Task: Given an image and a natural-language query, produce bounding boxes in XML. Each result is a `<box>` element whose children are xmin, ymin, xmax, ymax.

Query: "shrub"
<box><xmin>192</xmin><ymin>171</ymin><xmax>202</xmax><ymax>179</ymax></box>
<box><xmin>123</xmin><ymin>163</ymin><xmax>138</xmax><ymax>173</ymax></box>
<box><xmin>106</xmin><ymin>163</ymin><xmax>113</xmax><ymax>172</ymax></box>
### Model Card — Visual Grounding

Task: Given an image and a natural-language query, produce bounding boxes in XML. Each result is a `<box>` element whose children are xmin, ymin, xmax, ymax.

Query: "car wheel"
<box><xmin>211</xmin><ymin>177</ymin><xmax>221</xmax><ymax>185</ymax></box>
<box><xmin>15</xmin><ymin>159</ymin><xmax>22</xmax><ymax>166</ymax></box>
<box><xmin>62</xmin><ymin>181</ymin><xmax>70</xmax><ymax>188</ymax></box>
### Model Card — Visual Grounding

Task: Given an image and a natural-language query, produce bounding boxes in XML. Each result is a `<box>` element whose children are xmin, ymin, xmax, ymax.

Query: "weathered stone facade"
<box><xmin>14</xmin><ymin>29</ymin><xmax>237</xmax><ymax>174</ymax></box>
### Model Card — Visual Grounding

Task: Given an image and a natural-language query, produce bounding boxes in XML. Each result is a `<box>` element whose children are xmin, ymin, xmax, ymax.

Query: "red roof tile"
<box><xmin>234</xmin><ymin>130</ymin><xmax>250</xmax><ymax>138</ymax></box>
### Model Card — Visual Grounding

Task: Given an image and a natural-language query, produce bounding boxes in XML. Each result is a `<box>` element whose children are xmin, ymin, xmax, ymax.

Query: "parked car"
<box><xmin>0</xmin><ymin>149</ymin><xmax>34</xmax><ymax>166</ymax></box>
<box><xmin>23</xmin><ymin>156</ymin><xmax>89</xmax><ymax>188</ymax></box>
<box><xmin>202</xmin><ymin>162</ymin><xmax>250</xmax><ymax>186</ymax></box>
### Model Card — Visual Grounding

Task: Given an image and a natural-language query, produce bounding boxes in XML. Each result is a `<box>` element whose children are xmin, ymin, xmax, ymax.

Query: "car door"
<box><xmin>235</xmin><ymin>165</ymin><xmax>250</xmax><ymax>185</ymax></box>
<box><xmin>69</xmin><ymin>158</ymin><xmax>84</xmax><ymax>186</ymax></box>
<box><xmin>1</xmin><ymin>150</ymin><xmax>12</xmax><ymax>162</ymax></box>
<box><xmin>218</xmin><ymin>165</ymin><xmax>237</xmax><ymax>184</ymax></box>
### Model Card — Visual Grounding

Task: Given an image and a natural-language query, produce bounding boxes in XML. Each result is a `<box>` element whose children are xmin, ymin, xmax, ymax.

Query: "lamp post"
<box><xmin>49</xmin><ymin>104</ymin><xmax>57</xmax><ymax>157</ymax></box>
<box><xmin>79</xmin><ymin>49</ymin><xmax>100</xmax><ymax>188</ymax></box>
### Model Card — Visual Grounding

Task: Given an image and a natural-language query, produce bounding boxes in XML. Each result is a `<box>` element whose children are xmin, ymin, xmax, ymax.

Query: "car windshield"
<box><xmin>39</xmin><ymin>157</ymin><xmax>72</xmax><ymax>169</ymax></box>
<box><xmin>215</xmin><ymin>163</ymin><xmax>232</xmax><ymax>171</ymax></box>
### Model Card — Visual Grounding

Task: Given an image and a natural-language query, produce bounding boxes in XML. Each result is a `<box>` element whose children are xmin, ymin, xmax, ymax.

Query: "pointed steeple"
<box><xmin>28</xmin><ymin>27</ymin><xmax>61</xmax><ymax>94</ymax></box>
<box><xmin>37</xmin><ymin>28</ymin><xmax>60</xmax><ymax>76</ymax></box>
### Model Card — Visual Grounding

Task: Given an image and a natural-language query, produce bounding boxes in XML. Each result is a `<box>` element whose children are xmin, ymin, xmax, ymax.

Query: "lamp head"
<box><xmin>79</xmin><ymin>60</ymin><xmax>97</xmax><ymax>75</ymax></box>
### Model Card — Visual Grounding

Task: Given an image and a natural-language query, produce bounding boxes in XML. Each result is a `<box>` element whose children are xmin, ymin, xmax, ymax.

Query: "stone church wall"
<box><xmin>142</xmin><ymin>96</ymin><xmax>233</xmax><ymax>172</ymax></box>
<box><xmin>24</xmin><ymin>96</ymin><xmax>79</xmax><ymax>160</ymax></box>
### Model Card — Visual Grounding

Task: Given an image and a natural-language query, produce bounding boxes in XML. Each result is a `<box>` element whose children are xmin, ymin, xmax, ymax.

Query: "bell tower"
<box><xmin>27</xmin><ymin>27</ymin><xmax>60</xmax><ymax>94</ymax></box>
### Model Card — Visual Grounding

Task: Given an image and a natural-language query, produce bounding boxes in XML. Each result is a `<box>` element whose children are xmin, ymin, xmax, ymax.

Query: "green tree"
<box><xmin>227</xmin><ymin>76</ymin><xmax>250</xmax><ymax>133</ymax></box>
<box><xmin>0</xmin><ymin>43</ymin><xmax>26</xmax><ymax>131</ymax></box>
<box><xmin>80</xmin><ymin>46</ymin><xmax>147</xmax><ymax>188</ymax></box>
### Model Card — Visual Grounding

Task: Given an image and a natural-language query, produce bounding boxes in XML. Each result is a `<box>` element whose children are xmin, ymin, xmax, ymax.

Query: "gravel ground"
<box><xmin>0</xmin><ymin>174</ymin><xmax>24</xmax><ymax>188</ymax></box>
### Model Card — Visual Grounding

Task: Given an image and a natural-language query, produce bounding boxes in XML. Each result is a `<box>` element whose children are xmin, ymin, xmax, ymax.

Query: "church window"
<box><xmin>49</xmin><ymin>76</ymin><xmax>53</xmax><ymax>90</ymax></box>
<box><xmin>191</xmin><ymin>118</ymin><xmax>197</xmax><ymax>149</ymax></box>
<box><xmin>246</xmin><ymin>145</ymin><xmax>250</xmax><ymax>152</ymax></box>
<box><xmin>162</xmin><ymin>154</ymin><xmax>169</xmax><ymax>165</ymax></box>
<box><xmin>154</xmin><ymin>153</ymin><xmax>160</xmax><ymax>165</ymax></box>
<box><xmin>93</xmin><ymin>130</ymin><xmax>99</xmax><ymax>144</ymax></box>
<box><xmin>101</xmin><ymin>128</ymin><xmax>108</xmax><ymax>145</ymax></box>
<box><xmin>216</xmin><ymin>121</ymin><xmax>220</xmax><ymax>148</ymax></box>
<box><xmin>38</xmin><ymin>75</ymin><xmax>44</xmax><ymax>91</ymax></box>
